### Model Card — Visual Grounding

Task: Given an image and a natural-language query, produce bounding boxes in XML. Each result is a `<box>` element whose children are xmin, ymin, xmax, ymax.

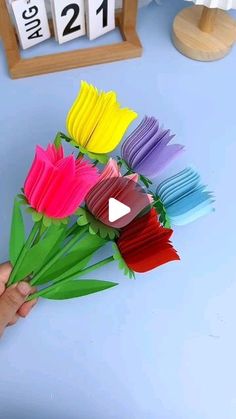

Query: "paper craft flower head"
<box><xmin>121</xmin><ymin>116</ymin><xmax>184</xmax><ymax>179</ymax></box>
<box><xmin>66</xmin><ymin>81</ymin><xmax>137</xmax><ymax>155</ymax></box>
<box><xmin>117</xmin><ymin>208</ymin><xmax>180</xmax><ymax>273</ymax></box>
<box><xmin>85</xmin><ymin>159</ymin><xmax>153</xmax><ymax>228</ymax></box>
<box><xmin>156</xmin><ymin>167</ymin><xmax>214</xmax><ymax>226</ymax></box>
<box><xmin>24</xmin><ymin>144</ymin><xmax>99</xmax><ymax>219</ymax></box>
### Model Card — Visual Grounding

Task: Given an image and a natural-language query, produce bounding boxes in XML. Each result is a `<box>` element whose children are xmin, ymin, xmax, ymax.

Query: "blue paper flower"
<box><xmin>156</xmin><ymin>167</ymin><xmax>215</xmax><ymax>226</ymax></box>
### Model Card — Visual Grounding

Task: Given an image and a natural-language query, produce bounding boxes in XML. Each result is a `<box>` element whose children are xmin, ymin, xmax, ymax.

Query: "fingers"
<box><xmin>0</xmin><ymin>262</ymin><xmax>12</xmax><ymax>297</ymax></box>
<box><xmin>18</xmin><ymin>298</ymin><xmax>38</xmax><ymax>318</ymax></box>
<box><xmin>17</xmin><ymin>285</ymin><xmax>37</xmax><ymax>318</ymax></box>
<box><xmin>0</xmin><ymin>281</ymin><xmax>32</xmax><ymax>337</ymax></box>
<box><xmin>0</xmin><ymin>281</ymin><xmax>5</xmax><ymax>297</ymax></box>
<box><xmin>0</xmin><ymin>262</ymin><xmax>12</xmax><ymax>284</ymax></box>
<box><xmin>7</xmin><ymin>314</ymin><xmax>19</xmax><ymax>327</ymax></box>
<box><xmin>0</xmin><ymin>262</ymin><xmax>37</xmax><ymax>335</ymax></box>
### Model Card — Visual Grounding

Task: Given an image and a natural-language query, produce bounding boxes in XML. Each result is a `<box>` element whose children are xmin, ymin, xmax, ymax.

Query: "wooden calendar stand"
<box><xmin>0</xmin><ymin>0</ymin><xmax>142</xmax><ymax>79</ymax></box>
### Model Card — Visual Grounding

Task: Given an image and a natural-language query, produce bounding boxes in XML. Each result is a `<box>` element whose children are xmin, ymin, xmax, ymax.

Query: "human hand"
<box><xmin>0</xmin><ymin>262</ymin><xmax>37</xmax><ymax>337</ymax></box>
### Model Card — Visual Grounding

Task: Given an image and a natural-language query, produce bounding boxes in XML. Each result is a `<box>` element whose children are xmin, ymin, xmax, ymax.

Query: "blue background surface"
<box><xmin>1</xmin><ymin>1</ymin><xmax>236</xmax><ymax>418</ymax></box>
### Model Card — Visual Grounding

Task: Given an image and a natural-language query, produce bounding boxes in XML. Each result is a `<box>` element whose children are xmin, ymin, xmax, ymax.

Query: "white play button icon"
<box><xmin>108</xmin><ymin>198</ymin><xmax>131</xmax><ymax>223</ymax></box>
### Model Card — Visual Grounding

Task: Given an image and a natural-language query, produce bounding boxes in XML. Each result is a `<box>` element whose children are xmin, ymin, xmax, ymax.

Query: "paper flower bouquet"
<box><xmin>6</xmin><ymin>82</ymin><xmax>214</xmax><ymax>301</ymax></box>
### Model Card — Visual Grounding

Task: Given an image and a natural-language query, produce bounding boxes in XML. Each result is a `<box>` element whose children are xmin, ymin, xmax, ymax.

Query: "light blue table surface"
<box><xmin>1</xmin><ymin>1</ymin><xmax>236</xmax><ymax>418</ymax></box>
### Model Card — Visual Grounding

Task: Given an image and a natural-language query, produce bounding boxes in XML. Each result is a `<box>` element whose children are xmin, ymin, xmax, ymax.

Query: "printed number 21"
<box><xmin>96</xmin><ymin>0</ymin><xmax>108</xmax><ymax>28</ymax></box>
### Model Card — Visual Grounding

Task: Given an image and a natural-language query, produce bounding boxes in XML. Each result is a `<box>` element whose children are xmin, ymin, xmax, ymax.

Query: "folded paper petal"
<box><xmin>117</xmin><ymin>208</ymin><xmax>180</xmax><ymax>273</ymax></box>
<box><xmin>24</xmin><ymin>144</ymin><xmax>99</xmax><ymax>219</ymax></box>
<box><xmin>99</xmin><ymin>158</ymin><xmax>121</xmax><ymax>181</ymax></box>
<box><xmin>66</xmin><ymin>81</ymin><xmax>137</xmax><ymax>154</ymax></box>
<box><xmin>156</xmin><ymin>167</ymin><xmax>215</xmax><ymax>225</ymax></box>
<box><xmin>121</xmin><ymin>116</ymin><xmax>184</xmax><ymax>178</ymax></box>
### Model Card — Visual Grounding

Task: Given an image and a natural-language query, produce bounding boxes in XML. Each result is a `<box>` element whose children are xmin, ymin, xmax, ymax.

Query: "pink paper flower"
<box><xmin>24</xmin><ymin>144</ymin><xmax>99</xmax><ymax>219</ymax></box>
<box><xmin>99</xmin><ymin>158</ymin><xmax>121</xmax><ymax>180</ymax></box>
<box><xmin>85</xmin><ymin>159</ymin><xmax>152</xmax><ymax>228</ymax></box>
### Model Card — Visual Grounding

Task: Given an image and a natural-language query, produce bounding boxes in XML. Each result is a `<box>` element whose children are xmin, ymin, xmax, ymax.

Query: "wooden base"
<box><xmin>0</xmin><ymin>0</ymin><xmax>142</xmax><ymax>79</ymax></box>
<box><xmin>172</xmin><ymin>5</ymin><xmax>236</xmax><ymax>61</ymax></box>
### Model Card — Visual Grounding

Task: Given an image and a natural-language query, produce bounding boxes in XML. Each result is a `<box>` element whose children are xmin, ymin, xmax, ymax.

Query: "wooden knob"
<box><xmin>198</xmin><ymin>6</ymin><xmax>217</xmax><ymax>33</ymax></box>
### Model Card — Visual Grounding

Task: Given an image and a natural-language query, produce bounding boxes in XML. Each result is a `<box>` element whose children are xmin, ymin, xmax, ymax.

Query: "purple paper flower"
<box><xmin>121</xmin><ymin>116</ymin><xmax>184</xmax><ymax>179</ymax></box>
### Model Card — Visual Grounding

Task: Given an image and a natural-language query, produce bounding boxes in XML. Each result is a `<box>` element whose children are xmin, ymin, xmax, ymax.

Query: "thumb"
<box><xmin>0</xmin><ymin>282</ymin><xmax>32</xmax><ymax>334</ymax></box>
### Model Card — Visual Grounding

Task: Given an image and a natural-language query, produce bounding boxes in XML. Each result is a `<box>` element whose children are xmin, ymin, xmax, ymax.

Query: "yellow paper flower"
<box><xmin>66</xmin><ymin>81</ymin><xmax>138</xmax><ymax>154</ymax></box>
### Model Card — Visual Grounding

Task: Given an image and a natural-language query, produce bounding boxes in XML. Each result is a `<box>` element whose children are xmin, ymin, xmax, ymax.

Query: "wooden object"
<box><xmin>198</xmin><ymin>6</ymin><xmax>217</xmax><ymax>33</ymax></box>
<box><xmin>0</xmin><ymin>0</ymin><xmax>142</xmax><ymax>79</ymax></box>
<box><xmin>172</xmin><ymin>5</ymin><xmax>236</xmax><ymax>61</ymax></box>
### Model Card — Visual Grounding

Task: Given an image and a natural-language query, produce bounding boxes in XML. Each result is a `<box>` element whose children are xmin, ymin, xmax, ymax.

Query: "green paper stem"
<box><xmin>27</xmin><ymin>255</ymin><xmax>114</xmax><ymax>301</ymax></box>
<box><xmin>118</xmin><ymin>158</ymin><xmax>152</xmax><ymax>187</ymax></box>
<box><xmin>65</xmin><ymin>223</ymin><xmax>80</xmax><ymax>238</ymax></box>
<box><xmin>30</xmin><ymin>225</ymin><xmax>88</xmax><ymax>286</ymax></box>
<box><xmin>74</xmin><ymin>256</ymin><xmax>114</xmax><ymax>278</ymax></box>
<box><xmin>9</xmin><ymin>197</ymin><xmax>25</xmax><ymax>265</ymax></box>
<box><xmin>59</xmin><ymin>132</ymin><xmax>73</xmax><ymax>143</ymax></box>
<box><xmin>54</xmin><ymin>132</ymin><xmax>62</xmax><ymax>149</ymax></box>
<box><xmin>8</xmin><ymin>223</ymin><xmax>40</xmax><ymax>286</ymax></box>
<box><xmin>124</xmin><ymin>169</ymin><xmax>133</xmax><ymax>176</ymax></box>
<box><xmin>48</xmin><ymin>255</ymin><xmax>114</xmax><ymax>288</ymax></box>
<box><xmin>32</xmin><ymin>220</ymin><xmax>47</xmax><ymax>245</ymax></box>
<box><xmin>77</xmin><ymin>151</ymin><xmax>84</xmax><ymax>159</ymax></box>
<box><xmin>152</xmin><ymin>197</ymin><xmax>171</xmax><ymax>228</ymax></box>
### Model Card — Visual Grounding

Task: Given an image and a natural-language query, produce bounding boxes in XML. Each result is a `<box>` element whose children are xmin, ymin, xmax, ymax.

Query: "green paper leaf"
<box><xmin>41</xmin><ymin>279</ymin><xmax>118</xmax><ymax>300</ymax></box>
<box><xmin>89</xmin><ymin>225</ymin><xmax>97</xmax><ymax>235</ymax></box>
<box><xmin>9</xmin><ymin>198</ymin><xmax>25</xmax><ymax>265</ymax></box>
<box><xmin>32</xmin><ymin>211</ymin><xmax>43</xmax><ymax>222</ymax></box>
<box><xmin>33</xmin><ymin>233</ymin><xmax>107</xmax><ymax>286</ymax></box>
<box><xmin>76</xmin><ymin>208</ymin><xmax>119</xmax><ymax>240</ymax></box>
<box><xmin>139</xmin><ymin>175</ymin><xmax>153</xmax><ymax>188</ymax></box>
<box><xmin>52</xmin><ymin>219</ymin><xmax>61</xmax><ymax>226</ymax></box>
<box><xmin>17</xmin><ymin>194</ymin><xmax>28</xmax><ymax>206</ymax></box>
<box><xmin>138</xmin><ymin>204</ymin><xmax>152</xmax><ymax>218</ymax></box>
<box><xmin>87</xmin><ymin>152</ymin><xmax>109</xmax><ymax>165</ymax></box>
<box><xmin>163</xmin><ymin>217</ymin><xmax>171</xmax><ymax>229</ymax></box>
<box><xmin>152</xmin><ymin>195</ymin><xmax>171</xmax><ymax>229</ymax></box>
<box><xmin>42</xmin><ymin>216</ymin><xmax>52</xmax><ymax>227</ymax></box>
<box><xmin>79</xmin><ymin>146</ymin><xmax>109</xmax><ymax>164</ymax></box>
<box><xmin>28</xmin><ymin>211</ymin><xmax>69</xmax><ymax>228</ymax></box>
<box><xmin>112</xmin><ymin>243</ymin><xmax>135</xmax><ymax>279</ymax></box>
<box><xmin>116</xmin><ymin>157</ymin><xmax>130</xmax><ymax>171</ymax></box>
<box><xmin>61</xmin><ymin>218</ymin><xmax>69</xmax><ymax>225</ymax></box>
<box><xmin>77</xmin><ymin>212</ymin><xmax>89</xmax><ymax>226</ymax></box>
<box><xmin>14</xmin><ymin>225</ymin><xmax>65</xmax><ymax>282</ymax></box>
<box><xmin>59</xmin><ymin>133</ymin><xmax>108</xmax><ymax>164</ymax></box>
<box><xmin>42</xmin><ymin>224</ymin><xmax>68</xmax><ymax>262</ymax></box>
<box><xmin>26</xmin><ymin>207</ymin><xmax>35</xmax><ymax>214</ymax></box>
<box><xmin>59</xmin><ymin>132</ymin><xmax>74</xmax><ymax>143</ymax></box>
<box><xmin>70</xmin><ymin>140</ymin><xmax>80</xmax><ymax>148</ymax></box>
<box><xmin>33</xmin><ymin>256</ymin><xmax>91</xmax><ymax>286</ymax></box>
<box><xmin>17</xmin><ymin>193</ymin><xmax>26</xmax><ymax>200</ymax></box>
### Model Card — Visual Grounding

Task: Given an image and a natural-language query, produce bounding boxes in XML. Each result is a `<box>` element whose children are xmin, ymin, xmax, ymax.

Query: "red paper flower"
<box><xmin>117</xmin><ymin>208</ymin><xmax>180</xmax><ymax>273</ymax></box>
<box><xmin>24</xmin><ymin>144</ymin><xmax>99</xmax><ymax>219</ymax></box>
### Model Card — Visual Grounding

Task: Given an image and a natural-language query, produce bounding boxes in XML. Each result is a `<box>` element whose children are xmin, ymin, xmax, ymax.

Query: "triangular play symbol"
<box><xmin>108</xmin><ymin>198</ymin><xmax>131</xmax><ymax>223</ymax></box>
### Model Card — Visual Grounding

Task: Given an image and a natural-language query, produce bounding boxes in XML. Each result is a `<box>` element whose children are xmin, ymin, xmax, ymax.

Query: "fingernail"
<box><xmin>17</xmin><ymin>282</ymin><xmax>31</xmax><ymax>296</ymax></box>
